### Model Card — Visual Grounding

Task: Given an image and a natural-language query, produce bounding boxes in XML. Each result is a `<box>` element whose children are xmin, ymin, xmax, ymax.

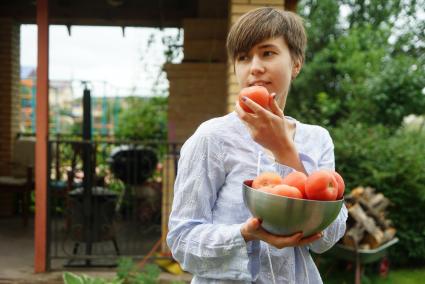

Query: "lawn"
<box><xmin>322</xmin><ymin>268</ymin><xmax>425</xmax><ymax>284</ymax></box>
<box><xmin>319</xmin><ymin>261</ymin><xmax>425</xmax><ymax>284</ymax></box>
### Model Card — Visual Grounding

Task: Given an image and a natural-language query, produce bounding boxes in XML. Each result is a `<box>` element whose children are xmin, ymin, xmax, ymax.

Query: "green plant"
<box><xmin>289</xmin><ymin>0</ymin><xmax>424</xmax><ymax>129</ymax></box>
<box><xmin>63</xmin><ymin>258</ymin><xmax>161</xmax><ymax>284</ymax></box>
<box><xmin>331</xmin><ymin>122</ymin><xmax>425</xmax><ymax>266</ymax></box>
<box><xmin>115</xmin><ymin>96</ymin><xmax>167</xmax><ymax>142</ymax></box>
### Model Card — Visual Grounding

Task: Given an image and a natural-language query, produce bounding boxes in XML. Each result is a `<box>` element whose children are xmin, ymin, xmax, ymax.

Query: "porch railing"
<box><xmin>46</xmin><ymin>136</ymin><xmax>181</xmax><ymax>268</ymax></box>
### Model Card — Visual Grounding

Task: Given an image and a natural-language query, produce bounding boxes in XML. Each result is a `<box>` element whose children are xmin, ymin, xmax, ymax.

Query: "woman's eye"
<box><xmin>264</xmin><ymin>51</ymin><xmax>275</xmax><ymax>57</ymax></box>
<box><xmin>237</xmin><ymin>55</ymin><xmax>248</xmax><ymax>61</ymax></box>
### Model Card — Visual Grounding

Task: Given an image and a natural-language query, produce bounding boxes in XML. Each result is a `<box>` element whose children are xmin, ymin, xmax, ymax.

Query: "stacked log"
<box><xmin>343</xmin><ymin>187</ymin><xmax>397</xmax><ymax>250</ymax></box>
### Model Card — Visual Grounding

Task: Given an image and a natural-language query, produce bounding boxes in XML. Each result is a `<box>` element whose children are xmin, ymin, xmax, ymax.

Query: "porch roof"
<box><xmin>0</xmin><ymin>0</ymin><xmax>205</xmax><ymax>27</ymax></box>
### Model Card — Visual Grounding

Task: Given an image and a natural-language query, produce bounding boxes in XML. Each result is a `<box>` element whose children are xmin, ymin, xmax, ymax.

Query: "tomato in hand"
<box><xmin>238</xmin><ymin>86</ymin><xmax>270</xmax><ymax>113</ymax></box>
<box><xmin>305</xmin><ymin>170</ymin><xmax>338</xmax><ymax>201</ymax></box>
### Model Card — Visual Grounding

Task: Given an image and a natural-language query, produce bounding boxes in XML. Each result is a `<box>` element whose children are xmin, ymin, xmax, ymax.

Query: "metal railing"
<box><xmin>46</xmin><ymin>136</ymin><xmax>181</xmax><ymax>268</ymax></box>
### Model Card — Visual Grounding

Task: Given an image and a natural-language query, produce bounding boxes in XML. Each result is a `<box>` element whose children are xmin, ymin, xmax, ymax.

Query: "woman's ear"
<box><xmin>291</xmin><ymin>59</ymin><xmax>302</xmax><ymax>80</ymax></box>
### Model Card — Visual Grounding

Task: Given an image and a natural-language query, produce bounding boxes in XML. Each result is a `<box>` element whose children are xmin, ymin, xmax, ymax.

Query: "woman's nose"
<box><xmin>250</xmin><ymin>56</ymin><xmax>265</xmax><ymax>75</ymax></box>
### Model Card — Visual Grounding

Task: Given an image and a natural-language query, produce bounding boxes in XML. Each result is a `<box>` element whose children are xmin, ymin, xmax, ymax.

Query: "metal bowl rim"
<box><xmin>243</xmin><ymin>179</ymin><xmax>344</xmax><ymax>204</ymax></box>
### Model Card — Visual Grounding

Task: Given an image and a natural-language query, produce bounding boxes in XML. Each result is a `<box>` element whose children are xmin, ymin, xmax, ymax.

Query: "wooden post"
<box><xmin>161</xmin><ymin>154</ymin><xmax>176</xmax><ymax>253</ymax></box>
<box><xmin>284</xmin><ymin>0</ymin><xmax>298</xmax><ymax>12</ymax></box>
<box><xmin>34</xmin><ymin>0</ymin><xmax>49</xmax><ymax>273</ymax></box>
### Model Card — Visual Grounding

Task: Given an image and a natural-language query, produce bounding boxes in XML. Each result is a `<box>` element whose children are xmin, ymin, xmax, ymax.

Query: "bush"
<box><xmin>115</xmin><ymin>96</ymin><xmax>167</xmax><ymax>141</ymax></box>
<box><xmin>63</xmin><ymin>257</ymin><xmax>185</xmax><ymax>284</ymax></box>
<box><xmin>331</xmin><ymin>122</ymin><xmax>425</xmax><ymax>266</ymax></box>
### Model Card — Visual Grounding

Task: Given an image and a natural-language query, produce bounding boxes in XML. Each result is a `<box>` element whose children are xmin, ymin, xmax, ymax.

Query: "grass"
<box><xmin>322</xmin><ymin>268</ymin><xmax>425</xmax><ymax>284</ymax></box>
<box><xmin>317</xmin><ymin>257</ymin><xmax>425</xmax><ymax>284</ymax></box>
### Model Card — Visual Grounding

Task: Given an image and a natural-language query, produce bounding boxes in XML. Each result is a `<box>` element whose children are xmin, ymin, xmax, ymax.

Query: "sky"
<box><xmin>20</xmin><ymin>25</ymin><xmax>182</xmax><ymax>97</ymax></box>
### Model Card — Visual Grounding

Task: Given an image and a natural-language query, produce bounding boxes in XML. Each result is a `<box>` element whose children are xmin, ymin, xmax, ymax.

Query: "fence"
<box><xmin>46</xmin><ymin>136</ymin><xmax>181</xmax><ymax>268</ymax></box>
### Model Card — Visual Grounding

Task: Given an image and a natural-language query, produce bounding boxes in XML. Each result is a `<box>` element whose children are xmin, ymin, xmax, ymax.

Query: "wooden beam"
<box><xmin>284</xmin><ymin>0</ymin><xmax>298</xmax><ymax>12</ymax></box>
<box><xmin>0</xmin><ymin>0</ymin><xmax>200</xmax><ymax>27</ymax></box>
<box><xmin>34</xmin><ymin>0</ymin><xmax>49</xmax><ymax>273</ymax></box>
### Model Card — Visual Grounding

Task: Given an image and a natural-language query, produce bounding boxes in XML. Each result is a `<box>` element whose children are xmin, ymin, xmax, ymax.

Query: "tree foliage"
<box><xmin>288</xmin><ymin>0</ymin><xmax>424</xmax><ymax>129</ymax></box>
<box><xmin>292</xmin><ymin>0</ymin><xmax>425</xmax><ymax>267</ymax></box>
<box><xmin>114</xmin><ymin>96</ymin><xmax>167</xmax><ymax>141</ymax></box>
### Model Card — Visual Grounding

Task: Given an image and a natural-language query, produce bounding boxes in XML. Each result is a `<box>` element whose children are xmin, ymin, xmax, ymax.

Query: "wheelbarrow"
<box><xmin>323</xmin><ymin>238</ymin><xmax>399</xmax><ymax>284</ymax></box>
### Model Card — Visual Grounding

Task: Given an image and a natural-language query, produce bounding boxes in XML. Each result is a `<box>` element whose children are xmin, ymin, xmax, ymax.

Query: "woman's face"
<box><xmin>234</xmin><ymin>37</ymin><xmax>301</xmax><ymax>110</ymax></box>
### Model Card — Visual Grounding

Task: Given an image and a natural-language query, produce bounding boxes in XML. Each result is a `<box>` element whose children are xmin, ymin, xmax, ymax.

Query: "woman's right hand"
<box><xmin>240</xmin><ymin>217</ymin><xmax>323</xmax><ymax>249</ymax></box>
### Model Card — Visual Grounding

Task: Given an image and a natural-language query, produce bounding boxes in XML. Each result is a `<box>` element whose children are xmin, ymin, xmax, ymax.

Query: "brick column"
<box><xmin>0</xmin><ymin>19</ymin><xmax>20</xmax><ymax>216</ymax></box>
<box><xmin>0</xmin><ymin>19</ymin><xmax>20</xmax><ymax>175</ymax></box>
<box><xmin>226</xmin><ymin>0</ymin><xmax>284</xmax><ymax>113</ymax></box>
<box><xmin>162</xmin><ymin>1</ymin><xmax>229</xmax><ymax>253</ymax></box>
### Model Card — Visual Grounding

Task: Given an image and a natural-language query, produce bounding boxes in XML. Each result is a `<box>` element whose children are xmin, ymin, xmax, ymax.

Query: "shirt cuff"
<box><xmin>273</xmin><ymin>162</ymin><xmax>295</xmax><ymax>177</ymax></box>
<box><xmin>273</xmin><ymin>152</ymin><xmax>318</xmax><ymax>176</ymax></box>
<box><xmin>236</xmin><ymin>223</ymin><xmax>261</xmax><ymax>281</ymax></box>
<box><xmin>298</xmin><ymin>152</ymin><xmax>318</xmax><ymax>175</ymax></box>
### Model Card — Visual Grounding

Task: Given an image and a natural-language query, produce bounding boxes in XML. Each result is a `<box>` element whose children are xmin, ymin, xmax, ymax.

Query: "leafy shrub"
<box><xmin>115</xmin><ymin>96</ymin><xmax>167</xmax><ymax>141</ymax></box>
<box><xmin>63</xmin><ymin>257</ymin><xmax>186</xmax><ymax>284</ymax></box>
<box><xmin>331</xmin><ymin>122</ymin><xmax>425</xmax><ymax>266</ymax></box>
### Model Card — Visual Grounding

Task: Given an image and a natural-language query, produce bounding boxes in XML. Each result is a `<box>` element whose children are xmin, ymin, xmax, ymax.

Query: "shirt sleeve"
<box><xmin>166</xmin><ymin>131</ymin><xmax>253</xmax><ymax>281</ymax></box>
<box><xmin>307</xmin><ymin>129</ymin><xmax>348</xmax><ymax>254</ymax></box>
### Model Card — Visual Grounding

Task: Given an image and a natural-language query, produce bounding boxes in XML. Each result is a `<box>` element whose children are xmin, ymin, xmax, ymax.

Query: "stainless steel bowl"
<box><xmin>242</xmin><ymin>180</ymin><xmax>344</xmax><ymax>237</ymax></box>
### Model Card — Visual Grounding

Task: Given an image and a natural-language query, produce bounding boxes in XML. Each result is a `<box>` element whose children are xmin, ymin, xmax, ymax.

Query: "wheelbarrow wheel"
<box><xmin>379</xmin><ymin>257</ymin><xmax>390</xmax><ymax>278</ymax></box>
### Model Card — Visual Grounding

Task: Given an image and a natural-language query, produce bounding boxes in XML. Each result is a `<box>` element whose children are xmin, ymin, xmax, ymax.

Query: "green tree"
<box><xmin>290</xmin><ymin>0</ymin><xmax>425</xmax><ymax>267</ymax></box>
<box><xmin>115</xmin><ymin>96</ymin><xmax>167</xmax><ymax>141</ymax></box>
<box><xmin>287</xmin><ymin>0</ymin><xmax>424</xmax><ymax>128</ymax></box>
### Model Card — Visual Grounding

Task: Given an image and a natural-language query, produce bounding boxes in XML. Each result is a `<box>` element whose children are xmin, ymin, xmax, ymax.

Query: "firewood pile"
<box><xmin>342</xmin><ymin>187</ymin><xmax>397</xmax><ymax>250</ymax></box>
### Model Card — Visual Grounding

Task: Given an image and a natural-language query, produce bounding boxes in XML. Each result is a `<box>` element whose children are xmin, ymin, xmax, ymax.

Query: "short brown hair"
<box><xmin>226</xmin><ymin>7</ymin><xmax>307</xmax><ymax>64</ymax></box>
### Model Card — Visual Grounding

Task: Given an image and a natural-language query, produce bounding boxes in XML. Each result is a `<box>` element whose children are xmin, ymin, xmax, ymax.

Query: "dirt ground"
<box><xmin>0</xmin><ymin>217</ymin><xmax>191</xmax><ymax>284</ymax></box>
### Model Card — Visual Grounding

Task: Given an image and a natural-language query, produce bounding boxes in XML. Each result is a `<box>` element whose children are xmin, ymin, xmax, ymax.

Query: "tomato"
<box><xmin>238</xmin><ymin>86</ymin><xmax>270</xmax><ymax>113</ymax></box>
<box><xmin>257</xmin><ymin>186</ymin><xmax>274</xmax><ymax>194</ymax></box>
<box><xmin>252</xmin><ymin>172</ymin><xmax>283</xmax><ymax>189</ymax></box>
<box><xmin>332</xmin><ymin>171</ymin><xmax>345</xmax><ymax>199</ymax></box>
<box><xmin>282</xmin><ymin>171</ymin><xmax>308</xmax><ymax>198</ymax></box>
<box><xmin>305</xmin><ymin>170</ymin><xmax>338</xmax><ymax>201</ymax></box>
<box><xmin>272</xmin><ymin>184</ymin><xmax>304</xmax><ymax>199</ymax></box>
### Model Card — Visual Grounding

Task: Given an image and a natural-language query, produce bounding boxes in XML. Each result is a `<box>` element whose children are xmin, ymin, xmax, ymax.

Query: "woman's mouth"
<box><xmin>248</xmin><ymin>81</ymin><xmax>270</xmax><ymax>87</ymax></box>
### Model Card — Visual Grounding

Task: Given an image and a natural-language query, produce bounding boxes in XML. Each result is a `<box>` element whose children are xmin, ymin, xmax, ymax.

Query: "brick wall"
<box><xmin>226</xmin><ymin>0</ymin><xmax>284</xmax><ymax>113</ymax></box>
<box><xmin>0</xmin><ymin>19</ymin><xmax>20</xmax><ymax>176</ymax></box>
<box><xmin>0</xmin><ymin>19</ymin><xmax>20</xmax><ymax>216</ymax></box>
<box><xmin>166</xmin><ymin>63</ymin><xmax>227</xmax><ymax>143</ymax></box>
<box><xmin>166</xmin><ymin>14</ymin><xmax>228</xmax><ymax>143</ymax></box>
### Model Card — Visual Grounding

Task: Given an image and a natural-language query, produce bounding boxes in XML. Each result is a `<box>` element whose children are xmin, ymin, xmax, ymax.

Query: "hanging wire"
<box><xmin>256</xmin><ymin>151</ymin><xmax>276</xmax><ymax>284</ymax></box>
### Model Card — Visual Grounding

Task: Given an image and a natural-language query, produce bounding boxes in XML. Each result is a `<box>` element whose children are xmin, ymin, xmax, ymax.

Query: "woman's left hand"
<box><xmin>235</xmin><ymin>93</ymin><xmax>293</xmax><ymax>155</ymax></box>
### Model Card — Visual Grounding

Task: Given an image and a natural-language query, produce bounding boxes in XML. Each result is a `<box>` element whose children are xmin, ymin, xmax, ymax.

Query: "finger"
<box><xmin>267</xmin><ymin>231</ymin><xmax>303</xmax><ymax>248</ymax></box>
<box><xmin>244</xmin><ymin>217</ymin><xmax>261</xmax><ymax>233</ymax></box>
<box><xmin>248</xmin><ymin>218</ymin><xmax>261</xmax><ymax>231</ymax></box>
<box><xmin>298</xmin><ymin>232</ymin><xmax>323</xmax><ymax>246</ymax></box>
<box><xmin>241</xmin><ymin>96</ymin><xmax>267</xmax><ymax>117</ymax></box>
<box><xmin>235</xmin><ymin>101</ymin><xmax>244</xmax><ymax>116</ymax></box>
<box><xmin>286</xmin><ymin>231</ymin><xmax>304</xmax><ymax>243</ymax></box>
<box><xmin>269</xmin><ymin>93</ymin><xmax>284</xmax><ymax>118</ymax></box>
<box><xmin>235</xmin><ymin>100</ymin><xmax>257</xmax><ymax>124</ymax></box>
<box><xmin>241</xmin><ymin>217</ymin><xmax>264</xmax><ymax>242</ymax></box>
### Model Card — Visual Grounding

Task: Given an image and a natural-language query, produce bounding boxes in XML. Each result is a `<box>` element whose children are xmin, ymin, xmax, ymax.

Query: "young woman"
<box><xmin>167</xmin><ymin>7</ymin><xmax>347</xmax><ymax>283</ymax></box>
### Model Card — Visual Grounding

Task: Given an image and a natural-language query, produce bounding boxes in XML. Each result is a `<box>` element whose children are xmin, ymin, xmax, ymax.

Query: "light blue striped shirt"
<box><xmin>167</xmin><ymin>112</ymin><xmax>348</xmax><ymax>283</ymax></box>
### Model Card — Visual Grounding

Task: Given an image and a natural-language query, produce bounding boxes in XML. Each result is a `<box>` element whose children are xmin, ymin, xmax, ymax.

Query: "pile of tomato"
<box><xmin>252</xmin><ymin>170</ymin><xmax>345</xmax><ymax>201</ymax></box>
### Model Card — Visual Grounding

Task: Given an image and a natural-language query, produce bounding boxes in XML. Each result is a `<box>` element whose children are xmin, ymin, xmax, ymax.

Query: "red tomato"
<box><xmin>257</xmin><ymin>186</ymin><xmax>274</xmax><ymax>194</ymax></box>
<box><xmin>238</xmin><ymin>86</ymin><xmax>270</xmax><ymax>113</ymax></box>
<box><xmin>282</xmin><ymin>171</ymin><xmax>308</xmax><ymax>198</ymax></box>
<box><xmin>272</xmin><ymin>184</ymin><xmax>304</xmax><ymax>199</ymax></box>
<box><xmin>252</xmin><ymin>172</ymin><xmax>283</xmax><ymax>189</ymax></box>
<box><xmin>305</xmin><ymin>170</ymin><xmax>338</xmax><ymax>201</ymax></box>
<box><xmin>332</xmin><ymin>171</ymin><xmax>345</xmax><ymax>199</ymax></box>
